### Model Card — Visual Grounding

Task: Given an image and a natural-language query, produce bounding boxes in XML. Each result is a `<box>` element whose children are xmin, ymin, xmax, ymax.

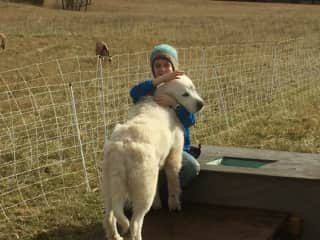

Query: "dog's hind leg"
<box><xmin>102</xmin><ymin>173</ymin><xmax>123</xmax><ymax>239</ymax></box>
<box><xmin>130</xmin><ymin>190</ymin><xmax>156</xmax><ymax>240</ymax></box>
<box><xmin>163</xmin><ymin>147</ymin><xmax>183</xmax><ymax>211</ymax></box>
<box><xmin>129</xmin><ymin>210</ymin><xmax>146</xmax><ymax>240</ymax></box>
<box><xmin>111</xmin><ymin>170</ymin><xmax>130</xmax><ymax>236</ymax></box>
<box><xmin>128</xmin><ymin>152</ymin><xmax>159</xmax><ymax>240</ymax></box>
<box><xmin>102</xmin><ymin>177</ymin><xmax>122</xmax><ymax>239</ymax></box>
<box><xmin>103</xmin><ymin>211</ymin><xmax>123</xmax><ymax>240</ymax></box>
<box><xmin>104</xmin><ymin>178</ymin><xmax>129</xmax><ymax>240</ymax></box>
<box><xmin>102</xmin><ymin>142</ymin><xmax>128</xmax><ymax>240</ymax></box>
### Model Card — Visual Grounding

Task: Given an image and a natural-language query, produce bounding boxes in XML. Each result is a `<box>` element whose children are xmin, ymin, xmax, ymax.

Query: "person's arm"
<box><xmin>152</xmin><ymin>70</ymin><xmax>184</xmax><ymax>86</ymax></box>
<box><xmin>153</xmin><ymin>94</ymin><xmax>196</xmax><ymax>128</ymax></box>
<box><xmin>130</xmin><ymin>80</ymin><xmax>156</xmax><ymax>103</ymax></box>
<box><xmin>174</xmin><ymin>105</ymin><xmax>196</xmax><ymax>128</ymax></box>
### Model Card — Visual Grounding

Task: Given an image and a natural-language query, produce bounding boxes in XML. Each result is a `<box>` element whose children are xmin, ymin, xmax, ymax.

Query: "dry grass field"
<box><xmin>1</xmin><ymin>0</ymin><xmax>320</xmax><ymax>71</ymax></box>
<box><xmin>1</xmin><ymin>0</ymin><xmax>319</xmax><ymax>150</ymax></box>
<box><xmin>0</xmin><ymin>0</ymin><xmax>320</xmax><ymax>239</ymax></box>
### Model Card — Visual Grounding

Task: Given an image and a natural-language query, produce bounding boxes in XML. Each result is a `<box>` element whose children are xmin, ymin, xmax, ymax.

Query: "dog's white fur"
<box><xmin>102</xmin><ymin>75</ymin><xmax>204</xmax><ymax>240</ymax></box>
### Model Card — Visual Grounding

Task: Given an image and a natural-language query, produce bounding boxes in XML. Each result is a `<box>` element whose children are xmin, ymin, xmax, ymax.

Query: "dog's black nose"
<box><xmin>196</xmin><ymin>101</ymin><xmax>204</xmax><ymax>111</ymax></box>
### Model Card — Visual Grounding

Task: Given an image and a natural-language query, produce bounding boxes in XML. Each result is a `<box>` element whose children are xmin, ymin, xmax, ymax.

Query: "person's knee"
<box><xmin>180</xmin><ymin>152</ymin><xmax>200</xmax><ymax>188</ymax></box>
<box><xmin>184</xmin><ymin>157</ymin><xmax>200</xmax><ymax>175</ymax></box>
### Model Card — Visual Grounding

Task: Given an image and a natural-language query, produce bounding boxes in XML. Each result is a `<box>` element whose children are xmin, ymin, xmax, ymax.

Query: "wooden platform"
<box><xmin>143</xmin><ymin>203</ymin><xmax>288</xmax><ymax>240</ymax></box>
<box><xmin>198</xmin><ymin>145</ymin><xmax>320</xmax><ymax>179</ymax></box>
<box><xmin>183</xmin><ymin>145</ymin><xmax>320</xmax><ymax>240</ymax></box>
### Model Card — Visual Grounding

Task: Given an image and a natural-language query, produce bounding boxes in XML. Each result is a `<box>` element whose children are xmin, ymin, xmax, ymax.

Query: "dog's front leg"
<box><xmin>164</xmin><ymin>148</ymin><xmax>182</xmax><ymax>211</ymax></box>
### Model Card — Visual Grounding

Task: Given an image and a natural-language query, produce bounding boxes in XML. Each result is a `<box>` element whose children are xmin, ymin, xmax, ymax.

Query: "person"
<box><xmin>129</xmin><ymin>43</ymin><xmax>200</xmax><ymax>191</ymax></box>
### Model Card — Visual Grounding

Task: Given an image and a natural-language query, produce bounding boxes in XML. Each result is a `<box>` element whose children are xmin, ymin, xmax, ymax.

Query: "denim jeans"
<box><xmin>180</xmin><ymin>151</ymin><xmax>200</xmax><ymax>188</ymax></box>
<box><xmin>157</xmin><ymin>151</ymin><xmax>200</xmax><ymax>205</ymax></box>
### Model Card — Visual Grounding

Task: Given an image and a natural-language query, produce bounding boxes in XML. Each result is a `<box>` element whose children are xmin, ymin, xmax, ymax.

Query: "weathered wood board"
<box><xmin>143</xmin><ymin>203</ymin><xmax>288</xmax><ymax>240</ymax></box>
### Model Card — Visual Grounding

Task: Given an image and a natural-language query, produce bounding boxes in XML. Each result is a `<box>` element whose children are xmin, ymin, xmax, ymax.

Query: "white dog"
<box><xmin>102</xmin><ymin>74</ymin><xmax>204</xmax><ymax>240</ymax></box>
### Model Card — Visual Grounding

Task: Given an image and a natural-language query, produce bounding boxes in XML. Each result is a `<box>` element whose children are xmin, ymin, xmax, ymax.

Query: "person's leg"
<box><xmin>179</xmin><ymin>151</ymin><xmax>200</xmax><ymax>188</ymax></box>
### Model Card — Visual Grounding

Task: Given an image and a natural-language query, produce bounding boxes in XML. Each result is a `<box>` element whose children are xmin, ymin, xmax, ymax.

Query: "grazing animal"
<box><xmin>0</xmin><ymin>33</ymin><xmax>6</xmax><ymax>50</ymax></box>
<box><xmin>102</xmin><ymin>74</ymin><xmax>204</xmax><ymax>240</ymax></box>
<box><xmin>96</xmin><ymin>40</ymin><xmax>112</xmax><ymax>62</ymax></box>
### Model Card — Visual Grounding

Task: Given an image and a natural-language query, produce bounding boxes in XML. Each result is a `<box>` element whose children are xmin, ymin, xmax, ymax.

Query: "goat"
<box><xmin>96</xmin><ymin>40</ymin><xmax>112</xmax><ymax>62</ymax></box>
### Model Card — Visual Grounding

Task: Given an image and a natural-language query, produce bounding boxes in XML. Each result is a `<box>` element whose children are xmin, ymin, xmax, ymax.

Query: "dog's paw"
<box><xmin>168</xmin><ymin>194</ymin><xmax>181</xmax><ymax>211</ymax></box>
<box><xmin>106</xmin><ymin>233</ymin><xmax>123</xmax><ymax>240</ymax></box>
<box><xmin>112</xmin><ymin>234</ymin><xmax>124</xmax><ymax>240</ymax></box>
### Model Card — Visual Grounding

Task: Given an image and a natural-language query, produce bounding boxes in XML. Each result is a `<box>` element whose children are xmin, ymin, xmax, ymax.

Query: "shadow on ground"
<box><xmin>33</xmin><ymin>203</ymin><xmax>288</xmax><ymax>240</ymax></box>
<box><xmin>33</xmin><ymin>222</ymin><xmax>104</xmax><ymax>240</ymax></box>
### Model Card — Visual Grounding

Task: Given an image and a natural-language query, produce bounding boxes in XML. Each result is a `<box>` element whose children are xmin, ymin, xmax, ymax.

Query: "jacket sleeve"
<box><xmin>175</xmin><ymin>106</ymin><xmax>196</xmax><ymax>128</ymax></box>
<box><xmin>129</xmin><ymin>80</ymin><xmax>156</xmax><ymax>103</ymax></box>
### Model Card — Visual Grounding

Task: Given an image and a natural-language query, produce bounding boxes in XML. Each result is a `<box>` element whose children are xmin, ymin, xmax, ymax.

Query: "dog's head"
<box><xmin>155</xmin><ymin>74</ymin><xmax>204</xmax><ymax>113</ymax></box>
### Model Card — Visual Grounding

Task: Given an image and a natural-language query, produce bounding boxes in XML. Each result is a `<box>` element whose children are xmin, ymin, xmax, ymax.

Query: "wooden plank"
<box><xmin>198</xmin><ymin>145</ymin><xmax>320</xmax><ymax>179</ymax></box>
<box><xmin>143</xmin><ymin>203</ymin><xmax>288</xmax><ymax>240</ymax></box>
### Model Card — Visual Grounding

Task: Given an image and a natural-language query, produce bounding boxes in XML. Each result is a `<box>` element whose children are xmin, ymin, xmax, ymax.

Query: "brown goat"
<box><xmin>0</xmin><ymin>33</ymin><xmax>6</xmax><ymax>50</ymax></box>
<box><xmin>96</xmin><ymin>41</ymin><xmax>112</xmax><ymax>62</ymax></box>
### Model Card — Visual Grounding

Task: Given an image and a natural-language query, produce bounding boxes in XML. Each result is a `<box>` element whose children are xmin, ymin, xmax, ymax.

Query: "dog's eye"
<box><xmin>182</xmin><ymin>92</ymin><xmax>190</xmax><ymax>97</ymax></box>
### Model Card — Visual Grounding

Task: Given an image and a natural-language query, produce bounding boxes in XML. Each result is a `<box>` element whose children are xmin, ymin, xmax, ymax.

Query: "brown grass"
<box><xmin>0</xmin><ymin>1</ymin><xmax>319</xmax><ymax>239</ymax></box>
<box><xmin>1</xmin><ymin>0</ymin><xmax>320</xmax><ymax>71</ymax></box>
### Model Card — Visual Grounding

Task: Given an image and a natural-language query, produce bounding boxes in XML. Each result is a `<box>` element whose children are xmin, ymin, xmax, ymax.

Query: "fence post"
<box><xmin>96</xmin><ymin>56</ymin><xmax>107</xmax><ymax>138</ymax></box>
<box><xmin>68</xmin><ymin>82</ymin><xmax>91</xmax><ymax>192</ymax></box>
<box><xmin>271</xmin><ymin>42</ymin><xmax>279</xmax><ymax>97</ymax></box>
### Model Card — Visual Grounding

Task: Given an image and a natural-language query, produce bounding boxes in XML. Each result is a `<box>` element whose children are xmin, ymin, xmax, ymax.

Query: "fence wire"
<box><xmin>0</xmin><ymin>38</ymin><xmax>320</xmax><ymax>239</ymax></box>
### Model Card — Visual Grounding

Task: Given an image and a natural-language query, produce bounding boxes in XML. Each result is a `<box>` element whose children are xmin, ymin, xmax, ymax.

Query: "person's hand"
<box><xmin>154</xmin><ymin>94</ymin><xmax>177</xmax><ymax>108</ymax></box>
<box><xmin>152</xmin><ymin>70</ymin><xmax>184</xmax><ymax>86</ymax></box>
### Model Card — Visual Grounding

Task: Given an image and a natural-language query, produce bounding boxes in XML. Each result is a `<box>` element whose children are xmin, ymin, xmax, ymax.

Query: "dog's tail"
<box><xmin>104</xmin><ymin>140</ymin><xmax>130</xmax><ymax>234</ymax></box>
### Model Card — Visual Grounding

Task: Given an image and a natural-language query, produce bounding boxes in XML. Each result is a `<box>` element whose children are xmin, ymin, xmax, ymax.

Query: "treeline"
<box><xmin>220</xmin><ymin>0</ymin><xmax>320</xmax><ymax>3</ymax></box>
<box><xmin>61</xmin><ymin>0</ymin><xmax>92</xmax><ymax>11</ymax></box>
<box><xmin>6</xmin><ymin>0</ymin><xmax>92</xmax><ymax>10</ymax></box>
<box><xmin>8</xmin><ymin>0</ymin><xmax>44</xmax><ymax>5</ymax></box>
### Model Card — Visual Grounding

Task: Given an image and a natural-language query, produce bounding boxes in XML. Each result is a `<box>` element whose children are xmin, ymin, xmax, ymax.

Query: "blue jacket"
<box><xmin>129</xmin><ymin>80</ymin><xmax>195</xmax><ymax>151</ymax></box>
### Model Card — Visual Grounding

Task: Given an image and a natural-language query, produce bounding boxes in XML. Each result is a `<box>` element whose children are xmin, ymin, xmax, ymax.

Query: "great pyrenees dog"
<box><xmin>102</xmin><ymin>74</ymin><xmax>204</xmax><ymax>240</ymax></box>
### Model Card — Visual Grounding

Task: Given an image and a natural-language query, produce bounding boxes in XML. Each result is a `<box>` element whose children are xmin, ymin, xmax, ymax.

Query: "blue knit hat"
<box><xmin>150</xmin><ymin>44</ymin><xmax>178</xmax><ymax>77</ymax></box>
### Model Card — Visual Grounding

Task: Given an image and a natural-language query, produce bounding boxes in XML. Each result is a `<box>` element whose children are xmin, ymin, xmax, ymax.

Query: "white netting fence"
<box><xmin>0</xmin><ymin>38</ymin><xmax>320</xmax><ymax>238</ymax></box>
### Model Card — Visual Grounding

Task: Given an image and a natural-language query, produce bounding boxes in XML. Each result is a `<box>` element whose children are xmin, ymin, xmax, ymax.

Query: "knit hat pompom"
<box><xmin>150</xmin><ymin>44</ymin><xmax>178</xmax><ymax>77</ymax></box>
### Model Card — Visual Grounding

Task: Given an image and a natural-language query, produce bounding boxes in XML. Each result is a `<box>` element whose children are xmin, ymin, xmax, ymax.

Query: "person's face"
<box><xmin>153</xmin><ymin>58</ymin><xmax>173</xmax><ymax>77</ymax></box>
